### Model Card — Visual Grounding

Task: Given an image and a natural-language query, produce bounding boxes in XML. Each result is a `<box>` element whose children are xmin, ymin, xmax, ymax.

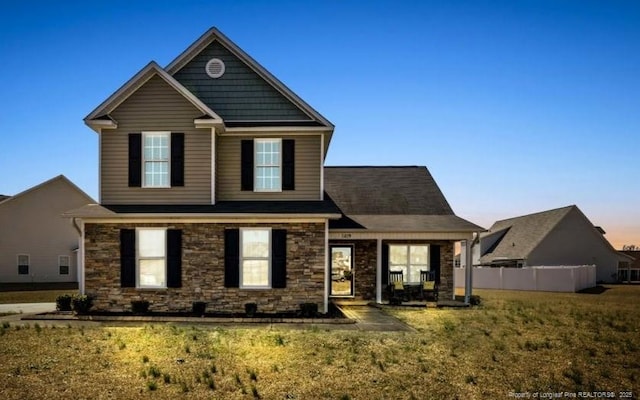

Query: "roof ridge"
<box><xmin>494</xmin><ymin>205</ymin><xmax>576</xmax><ymax>224</ymax></box>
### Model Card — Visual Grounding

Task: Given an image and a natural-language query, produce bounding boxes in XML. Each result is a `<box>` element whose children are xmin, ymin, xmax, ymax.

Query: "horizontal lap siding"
<box><xmin>102</xmin><ymin>75</ymin><xmax>211</xmax><ymax>204</ymax></box>
<box><xmin>216</xmin><ymin>135</ymin><xmax>321</xmax><ymax>200</ymax></box>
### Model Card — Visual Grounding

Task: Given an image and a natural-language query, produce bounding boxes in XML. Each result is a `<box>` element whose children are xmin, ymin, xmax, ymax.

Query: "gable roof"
<box><xmin>84</xmin><ymin>61</ymin><xmax>223</xmax><ymax>132</ymax></box>
<box><xmin>324</xmin><ymin>166</ymin><xmax>483</xmax><ymax>232</ymax></box>
<box><xmin>0</xmin><ymin>175</ymin><xmax>94</xmax><ymax>208</ymax></box>
<box><xmin>478</xmin><ymin>205</ymin><xmax>600</xmax><ymax>264</ymax></box>
<box><xmin>0</xmin><ymin>195</ymin><xmax>10</xmax><ymax>203</ymax></box>
<box><xmin>619</xmin><ymin>250</ymin><xmax>639</xmax><ymax>267</ymax></box>
<box><xmin>165</xmin><ymin>27</ymin><xmax>333</xmax><ymax>129</ymax></box>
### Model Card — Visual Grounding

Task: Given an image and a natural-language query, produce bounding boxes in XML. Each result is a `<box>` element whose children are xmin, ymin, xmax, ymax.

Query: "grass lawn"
<box><xmin>0</xmin><ymin>290</ymin><xmax>77</xmax><ymax>304</ymax></box>
<box><xmin>0</xmin><ymin>286</ymin><xmax>638</xmax><ymax>399</ymax></box>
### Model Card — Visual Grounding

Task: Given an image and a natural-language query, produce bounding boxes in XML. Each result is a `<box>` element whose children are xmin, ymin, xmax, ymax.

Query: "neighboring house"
<box><xmin>67</xmin><ymin>27</ymin><xmax>481</xmax><ymax>313</ymax></box>
<box><xmin>0</xmin><ymin>175</ymin><xmax>94</xmax><ymax>283</ymax></box>
<box><xmin>618</xmin><ymin>251</ymin><xmax>640</xmax><ymax>283</ymax></box>
<box><xmin>469</xmin><ymin>205</ymin><xmax>629</xmax><ymax>283</ymax></box>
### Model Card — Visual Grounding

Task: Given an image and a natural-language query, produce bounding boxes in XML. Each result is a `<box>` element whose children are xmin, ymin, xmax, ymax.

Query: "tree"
<box><xmin>622</xmin><ymin>244</ymin><xmax>639</xmax><ymax>251</ymax></box>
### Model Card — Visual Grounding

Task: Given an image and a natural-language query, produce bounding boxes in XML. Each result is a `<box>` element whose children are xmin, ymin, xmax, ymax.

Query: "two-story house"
<box><xmin>66</xmin><ymin>27</ymin><xmax>482</xmax><ymax>313</ymax></box>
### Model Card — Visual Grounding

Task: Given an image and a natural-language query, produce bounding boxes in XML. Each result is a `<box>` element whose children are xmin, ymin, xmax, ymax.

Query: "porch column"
<box><xmin>464</xmin><ymin>238</ymin><xmax>473</xmax><ymax>304</ymax></box>
<box><xmin>324</xmin><ymin>220</ymin><xmax>329</xmax><ymax>313</ymax></box>
<box><xmin>376</xmin><ymin>238</ymin><xmax>382</xmax><ymax>303</ymax></box>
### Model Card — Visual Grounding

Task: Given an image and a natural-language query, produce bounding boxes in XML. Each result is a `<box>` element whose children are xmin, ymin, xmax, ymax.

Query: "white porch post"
<box><xmin>79</xmin><ymin>220</ymin><xmax>85</xmax><ymax>295</ymax></box>
<box><xmin>323</xmin><ymin>220</ymin><xmax>329</xmax><ymax>313</ymax></box>
<box><xmin>464</xmin><ymin>238</ymin><xmax>473</xmax><ymax>304</ymax></box>
<box><xmin>376</xmin><ymin>238</ymin><xmax>382</xmax><ymax>304</ymax></box>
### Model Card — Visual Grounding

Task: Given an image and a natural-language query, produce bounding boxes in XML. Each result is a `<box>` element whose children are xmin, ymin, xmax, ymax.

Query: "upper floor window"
<box><xmin>255</xmin><ymin>139</ymin><xmax>281</xmax><ymax>192</ymax></box>
<box><xmin>59</xmin><ymin>255</ymin><xmax>70</xmax><ymax>275</ymax></box>
<box><xmin>17</xmin><ymin>254</ymin><xmax>29</xmax><ymax>275</ymax></box>
<box><xmin>143</xmin><ymin>132</ymin><xmax>170</xmax><ymax>188</ymax></box>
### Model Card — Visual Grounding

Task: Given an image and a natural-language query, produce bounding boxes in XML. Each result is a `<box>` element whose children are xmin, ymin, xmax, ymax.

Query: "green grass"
<box><xmin>0</xmin><ymin>290</ymin><xmax>77</xmax><ymax>304</ymax></box>
<box><xmin>0</xmin><ymin>285</ymin><xmax>638</xmax><ymax>399</ymax></box>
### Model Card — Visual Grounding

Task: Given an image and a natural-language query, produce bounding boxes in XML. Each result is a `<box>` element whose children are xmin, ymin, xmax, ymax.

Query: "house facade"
<box><xmin>69</xmin><ymin>28</ymin><xmax>481</xmax><ymax>313</ymax></box>
<box><xmin>0</xmin><ymin>175</ymin><xmax>94</xmax><ymax>283</ymax></box>
<box><xmin>467</xmin><ymin>205</ymin><xmax>629</xmax><ymax>283</ymax></box>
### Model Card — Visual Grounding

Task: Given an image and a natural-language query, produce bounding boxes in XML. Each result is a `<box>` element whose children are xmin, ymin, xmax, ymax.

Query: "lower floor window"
<box><xmin>241</xmin><ymin>228</ymin><xmax>271</xmax><ymax>288</ymax></box>
<box><xmin>389</xmin><ymin>245</ymin><xmax>429</xmax><ymax>282</ymax></box>
<box><xmin>137</xmin><ymin>229</ymin><xmax>167</xmax><ymax>288</ymax></box>
<box><xmin>17</xmin><ymin>254</ymin><xmax>29</xmax><ymax>275</ymax></box>
<box><xmin>59</xmin><ymin>255</ymin><xmax>70</xmax><ymax>275</ymax></box>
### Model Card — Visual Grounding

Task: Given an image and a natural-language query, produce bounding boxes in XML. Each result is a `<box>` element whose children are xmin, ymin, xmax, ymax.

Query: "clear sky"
<box><xmin>0</xmin><ymin>1</ymin><xmax>638</xmax><ymax>248</ymax></box>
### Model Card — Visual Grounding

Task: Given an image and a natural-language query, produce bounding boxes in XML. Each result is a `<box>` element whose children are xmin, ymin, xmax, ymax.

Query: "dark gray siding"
<box><xmin>173</xmin><ymin>41</ymin><xmax>312</xmax><ymax>121</ymax></box>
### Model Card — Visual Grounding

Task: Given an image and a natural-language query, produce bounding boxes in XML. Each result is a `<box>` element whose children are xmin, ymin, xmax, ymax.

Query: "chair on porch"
<box><xmin>420</xmin><ymin>270</ymin><xmax>439</xmax><ymax>302</ymax></box>
<box><xmin>388</xmin><ymin>270</ymin><xmax>405</xmax><ymax>304</ymax></box>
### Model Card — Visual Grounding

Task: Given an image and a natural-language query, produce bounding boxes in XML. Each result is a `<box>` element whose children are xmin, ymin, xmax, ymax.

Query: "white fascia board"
<box><xmin>81</xmin><ymin>214</ymin><xmax>342</xmax><ymax>224</ymax></box>
<box><xmin>328</xmin><ymin>231</ymin><xmax>475</xmax><ymax>241</ymax></box>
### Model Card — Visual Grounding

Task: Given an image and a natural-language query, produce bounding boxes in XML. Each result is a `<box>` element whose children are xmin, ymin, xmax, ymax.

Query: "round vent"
<box><xmin>205</xmin><ymin>58</ymin><xmax>225</xmax><ymax>78</ymax></box>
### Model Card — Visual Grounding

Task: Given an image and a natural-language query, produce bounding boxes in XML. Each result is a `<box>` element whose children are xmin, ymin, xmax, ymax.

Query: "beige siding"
<box><xmin>102</xmin><ymin>75</ymin><xmax>212</xmax><ymax>204</ymax></box>
<box><xmin>216</xmin><ymin>135</ymin><xmax>321</xmax><ymax>200</ymax></box>
<box><xmin>0</xmin><ymin>177</ymin><xmax>92</xmax><ymax>283</ymax></box>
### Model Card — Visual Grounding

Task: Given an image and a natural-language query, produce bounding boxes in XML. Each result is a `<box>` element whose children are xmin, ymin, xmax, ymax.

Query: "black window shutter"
<box><xmin>224</xmin><ymin>229</ymin><xmax>240</xmax><ymax>288</ymax></box>
<box><xmin>271</xmin><ymin>229</ymin><xmax>287</xmax><ymax>288</ymax></box>
<box><xmin>241</xmin><ymin>140</ymin><xmax>254</xmax><ymax>191</ymax></box>
<box><xmin>167</xmin><ymin>229</ymin><xmax>182</xmax><ymax>288</ymax></box>
<box><xmin>120</xmin><ymin>229</ymin><xmax>136</xmax><ymax>287</ymax></box>
<box><xmin>128</xmin><ymin>134</ymin><xmax>142</xmax><ymax>187</ymax></box>
<box><xmin>170</xmin><ymin>133</ymin><xmax>184</xmax><ymax>187</ymax></box>
<box><xmin>381</xmin><ymin>244</ymin><xmax>389</xmax><ymax>286</ymax></box>
<box><xmin>282</xmin><ymin>139</ymin><xmax>295</xmax><ymax>190</ymax></box>
<box><xmin>430</xmin><ymin>245</ymin><xmax>441</xmax><ymax>284</ymax></box>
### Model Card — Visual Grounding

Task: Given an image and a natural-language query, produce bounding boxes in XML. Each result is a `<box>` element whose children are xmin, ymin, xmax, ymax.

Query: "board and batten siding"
<box><xmin>216</xmin><ymin>135</ymin><xmax>322</xmax><ymax>200</ymax></box>
<box><xmin>102</xmin><ymin>75</ymin><xmax>212</xmax><ymax>204</ymax></box>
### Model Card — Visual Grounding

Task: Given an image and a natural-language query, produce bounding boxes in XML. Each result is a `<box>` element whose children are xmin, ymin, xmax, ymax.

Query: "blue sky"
<box><xmin>0</xmin><ymin>1</ymin><xmax>638</xmax><ymax>247</ymax></box>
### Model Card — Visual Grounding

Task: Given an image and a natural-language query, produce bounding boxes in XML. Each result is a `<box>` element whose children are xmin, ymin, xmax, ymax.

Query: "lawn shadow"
<box><xmin>577</xmin><ymin>285</ymin><xmax>609</xmax><ymax>295</ymax></box>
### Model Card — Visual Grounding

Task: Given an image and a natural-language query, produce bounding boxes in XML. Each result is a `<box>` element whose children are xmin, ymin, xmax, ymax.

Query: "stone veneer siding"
<box><xmin>84</xmin><ymin>222</ymin><xmax>325</xmax><ymax>313</ymax></box>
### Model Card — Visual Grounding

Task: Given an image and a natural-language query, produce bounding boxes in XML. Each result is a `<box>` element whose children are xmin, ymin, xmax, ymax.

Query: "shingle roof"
<box><xmin>620</xmin><ymin>251</ymin><xmax>640</xmax><ymax>268</ymax></box>
<box><xmin>478</xmin><ymin>205</ymin><xmax>575</xmax><ymax>263</ymax></box>
<box><xmin>0</xmin><ymin>195</ymin><xmax>10</xmax><ymax>203</ymax></box>
<box><xmin>324</xmin><ymin>166</ymin><xmax>483</xmax><ymax>232</ymax></box>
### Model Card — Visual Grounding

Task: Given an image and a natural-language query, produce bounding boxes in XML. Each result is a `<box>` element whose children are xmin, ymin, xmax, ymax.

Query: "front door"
<box><xmin>330</xmin><ymin>245</ymin><xmax>354</xmax><ymax>296</ymax></box>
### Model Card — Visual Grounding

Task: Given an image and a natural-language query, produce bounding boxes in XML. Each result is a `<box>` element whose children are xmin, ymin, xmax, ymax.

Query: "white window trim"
<box><xmin>59</xmin><ymin>255</ymin><xmax>70</xmax><ymax>275</ymax></box>
<box><xmin>240</xmin><ymin>227</ymin><xmax>272</xmax><ymax>289</ymax></box>
<box><xmin>254</xmin><ymin>138</ymin><xmax>282</xmax><ymax>192</ymax></box>
<box><xmin>17</xmin><ymin>254</ymin><xmax>29</xmax><ymax>275</ymax></box>
<box><xmin>142</xmin><ymin>131</ymin><xmax>171</xmax><ymax>188</ymax></box>
<box><xmin>136</xmin><ymin>228</ymin><xmax>167</xmax><ymax>289</ymax></box>
<box><xmin>388</xmin><ymin>244</ymin><xmax>430</xmax><ymax>283</ymax></box>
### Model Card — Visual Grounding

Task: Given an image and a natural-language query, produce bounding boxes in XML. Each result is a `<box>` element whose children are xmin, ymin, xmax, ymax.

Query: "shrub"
<box><xmin>299</xmin><ymin>303</ymin><xmax>318</xmax><ymax>318</ymax></box>
<box><xmin>131</xmin><ymin>300</ymin><xmax>150</xmax><ymax>314</ymax></box>
<box><xmin>245</xmin><ymin>303</ymin><xmax>258</xmax><ymax>317</ymax></box>
<box><xmin>192</xmin><ymin>301</ymin><xmax>207</xmax><ymax>316</ymax></box>
<box><xmin>56</xmin><ymin>294</ymin><xmax>73</xmax><ymax>311</ymax></box>
<box><xmin>71</xmin><ymin>295</ymin><xmax>93</xmax><ymax>314</ymax></box>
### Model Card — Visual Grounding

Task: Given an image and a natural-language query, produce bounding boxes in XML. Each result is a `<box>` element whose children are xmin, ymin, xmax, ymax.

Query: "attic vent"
<box><xmin>205</xmin><ymin>58</ymin><xmax>225</xmax><ymax>78</ymax></box>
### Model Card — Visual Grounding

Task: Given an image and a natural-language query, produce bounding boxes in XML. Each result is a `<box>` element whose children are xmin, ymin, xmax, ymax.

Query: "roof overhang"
<box><xmin>84</xmin><ymin>61</ymin><xmax>224</xmax><ymax>133</ymax></box>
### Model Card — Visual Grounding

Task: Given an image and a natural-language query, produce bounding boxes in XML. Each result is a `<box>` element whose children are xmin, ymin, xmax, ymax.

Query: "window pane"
<box><xmin>144</xmin><ymin>134</ymin><xmax>169</xmax><ymax>161</ymax></box>
<box><xmin>242</xmin><ymin>230</ymin><xmax>270</xmax><ymax>257</ymax></box>
<box><xmin>408</xmin><ymin>267</ymin><xmax>423</xmax><ymax>283</ymax></box>
<box><xmin>410</xmin><ymin>246</ymin><xmax>428</xmax><ymax>264</ymax></box>
<box><xmin>242</xmin><ymin>260</ymin><xmax>269</xmax><ymax>286</ymax></box>
<box><xmin>390</xmin><ymin>245</ymin><xmax>407</xmax><ymax>264</ymax></box>
<box><xmin>139</xmin><ymin>259</ymin><xmax>165</xmax><ymax>287</ymax></box>
<box><xmin>145</xmin><ymin>161</ymin><xmax>169</xmax><ymax>187</ymax></box>
<box><xmin>18</xmin><ymin>255</ymin><xmax>29</xmax><ymax>266</ymax></box>
<box><xmin>138</xmin><ymin>230</ymin><xmax>166</xmax><ymax>257</ymax></box>
<box><xmin>59</xmin><ymin>256</ymin><xmax>70</xmax><ymax>267</ymax></box>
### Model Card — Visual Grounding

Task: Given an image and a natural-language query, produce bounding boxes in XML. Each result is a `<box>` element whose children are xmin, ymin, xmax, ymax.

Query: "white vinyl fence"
<box><xmin>455</xmin><ymin>265</ymin><xmax>596</xmax><ymax>292</ymax></box>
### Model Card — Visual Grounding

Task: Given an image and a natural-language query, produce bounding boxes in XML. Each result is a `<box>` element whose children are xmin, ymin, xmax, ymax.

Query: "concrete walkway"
<box><xmin>0</xmin><ymin>302</ymin><xmax>55</xmax><ymax>314</ymax></box>
<box><xmin>337</xmin><ymin>305</ymin><xmax>414</xmax><ymax>331</ymax></box>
